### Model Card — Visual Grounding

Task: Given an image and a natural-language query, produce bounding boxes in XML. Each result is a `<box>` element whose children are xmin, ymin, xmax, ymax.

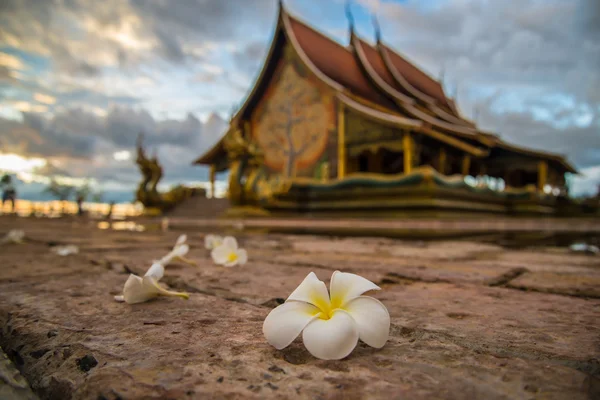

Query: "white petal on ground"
<box><xmin>263</xmin><ymin>301</ymin><xmax>321</xmax><ymax>349</ymax></box>
<box><xmin>222</xmin><ymin>248</ymin><xmax>248</xmax><ymax>267</ymax></box>
<box><xmin>329</xmin><ymin>270</ymin><xmax>381</xmax><ymax>308</ymax></box>
<box><xmin>122</xmin><ymin>274</ymin><xmax>160</xmax><ymax>304</ymax></box>
<box><xmin>211</xmin><ymin>244</ymin><xmax>232</xmax><ymax>265</ymax></box>
<box><xmin>287</xmin><ymin>272</ymin><xmax>331</xmax><ymax>312</ymax></box>
<box><xmin>52</xmin><ymin>245</ymin><xmax>79</xmax><ymax>256</ymax></box>
<box><xmin>204</xmin><ymin>234</ymin><xmax>223</xmax><ymax>250</ymax></box>
<box><xmin>145</xmin><ymin>262</ymin><xmax>165</xmax><ymax>280</ymax></box>
<box><xmin>114</xmin><ymin>295</ymin><xmax>125</xmax><ymax>302</ymax></box>
<box><xmin>302</xmin><ymin>310</ymin><xmax>359</xmax><ymax>360</ymax></box>
<box><xmin>344</xmin><ymin>296</ymin><xmax>390</xmax><ymax>348</ymax></box>
<box><xmin>172</xmin><ymin>243</ymin><xmax>189</xmax><ymax>258</ymax></box>
<box><xmin>222</xmin><ymin>236</ymin><xmax>238</xmax><ymax>249</ymax></box>
<box><xmin>160</xmin><ymin>244</ymin><xmax>190</xmax><ymax>265</ymax></box>
<box><xmin>175</xmin><ymin>234</ymin><xmax>187</xmax><ymax>247</ymax></box>
<box><xmin>120</xmin><ymin>274</ymin><xmax>188</xmax><ymax>304</ymax></box>
<box><xmin>203</xmin><ymin>234</ymin><xmax>213</xmax><ymax>249</ymax></box>
<box><xmin>2</xmin><ymin>229</ymin><xmax>25</xmax><ymax>244</ymax></box>
<box><xmin>236</xmin><ymin>248</ymin><xmax>248</xmax><ymax>265</ymax></box>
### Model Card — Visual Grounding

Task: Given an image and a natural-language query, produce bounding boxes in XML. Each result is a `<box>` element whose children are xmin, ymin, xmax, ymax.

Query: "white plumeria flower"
<box><xmin>204</xmin><ymin>234</ymin><xmax>224</xmax><ymax>250</ymax></box>
<box><xmin>263</xmin><ymin>271</ymin><xmax>390</xmax><ymax>360</ymax></box>
<box><xmin>156</xmin><ymin>234</ymin><xmax>196</xmax><ymax>267</ymax></box>
<box><xmin>211</xmin><ymin>237</ymin><xmax>247</xmax><ymax>267</ymax></box>
<box><xmin>114</xmin><ymin>262</ymin><xmax>189</xmax><ymax>304</ymax></box>
<box><xmin>1</xmin><ymin>229</ymin><xmax>25</xmax><ymax>245</ymax></box>
<box><xmin>51</xmin><ymin>245</ymin><xmax>79</xmax><ymax>256</ymax></box>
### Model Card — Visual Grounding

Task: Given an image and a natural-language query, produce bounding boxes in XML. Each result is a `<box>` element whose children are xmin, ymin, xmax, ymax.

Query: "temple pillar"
<box><xmin>438</xmin><ymin>148</ymin><xmax>447</xmax><ymax>174</ymax></box>
<box><xmin>209</xmin><ymin>164</ymin><xmax>216</xmax><ymax>198</ymax></box>
<box><xmin>461</xmin><ymin>155</ymin><xmax>471</xmax><ymax>176</ymax></box>
<box><xmin>403</xmin><ymin>132</ymin><xmax>413</xmax><ymax>174</ymax></box>
<box><xmin>537</xmin><ymin>160</ymin><xmax>548</xmax><ymax>192</ymax></box>
<box><xmin>337</xmin><ymin>102</ymin><xmax>346</xmax><ymax>178</ymax></box>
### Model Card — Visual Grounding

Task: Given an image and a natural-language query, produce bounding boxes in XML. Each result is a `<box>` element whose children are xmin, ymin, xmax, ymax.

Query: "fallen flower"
<box><xmin>263</xmin><ymin>271</ymin><xmax>390</xmax><ymax>360</ymax></box>
<box><xmin>114</xmin><ymin>262</ymin><xmax>189</xmax><ymax>304</ymax></box>
<box><xmin>204</xmin><ymin>234</ymin><xmax>223</xmax><ymax>250</ymax></box>
<box><xmin>51</xmin><ymin>245</ymin><xmax>79</xmax><ymax>256</ymax></box>
<box><xmin>1</xmin><ymin>229</ymin><xmax>25</xmax><ymax>245</ymax></box>
<box><xmin>211</xmin><ymin>237</ymin><xmax>247</xmax><ymax>267</ymax></box>
<box><xmin>569</xmin><ymin>243</ymin><xmax>599</xmax><ymax>255</ymax></box>
<box><xmin>157</xmin><ymin>234</ymin><xmax>196</xmax><ymax>266</ymax></box>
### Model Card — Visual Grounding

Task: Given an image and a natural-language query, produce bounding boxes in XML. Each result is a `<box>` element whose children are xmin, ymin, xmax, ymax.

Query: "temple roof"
<box><xmin>194</xmin><ymin>3</ymin><xmax>576</xmax><ymax>174</ymax></box>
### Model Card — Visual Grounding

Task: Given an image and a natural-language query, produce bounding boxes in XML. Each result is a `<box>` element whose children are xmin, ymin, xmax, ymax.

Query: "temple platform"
<box><xmin>1</xmin><ymin>217</ymin><xmax>599</xmax><ymax>399</ymax></box>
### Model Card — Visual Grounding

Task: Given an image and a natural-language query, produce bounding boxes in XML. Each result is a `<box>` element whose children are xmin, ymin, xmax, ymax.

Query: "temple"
<box><xmin>193</xmin><ymin>3</ymin><xmax>577</xmax><ymax>217</ymax></box>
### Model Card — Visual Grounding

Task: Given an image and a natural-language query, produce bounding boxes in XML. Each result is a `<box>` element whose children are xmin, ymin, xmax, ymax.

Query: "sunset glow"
<box><xmin>0</xmin><ymin>153</ymin><xmax>47</xmax><ymax>174</ymax></box>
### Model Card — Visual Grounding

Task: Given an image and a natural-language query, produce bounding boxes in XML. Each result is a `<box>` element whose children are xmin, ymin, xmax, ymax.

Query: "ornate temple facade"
<box><xmin>194</xmin><ymin>4</ymin><xmax>577</xmax><ymax>217</ymax></box>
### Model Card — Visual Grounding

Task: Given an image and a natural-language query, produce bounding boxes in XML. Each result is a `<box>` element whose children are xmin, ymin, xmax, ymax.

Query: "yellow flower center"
<box><xmin>317</xmin><ymin>308</ymin><xmax>338</xmax><ymax>320</ymax></box>
<box><xmin>226</xmin><ymin>251</ymin><xmax>238</xmax><ymax>263</ymax></box>
<box><xmin>309</xmin><ymin>292</ymin><xmax>341</xmax><ymax>320</ymax></box>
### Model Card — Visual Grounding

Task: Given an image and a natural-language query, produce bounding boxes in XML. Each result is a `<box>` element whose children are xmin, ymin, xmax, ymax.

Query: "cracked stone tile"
<box><xmin>507</xmin><ymin>271</ymin><xmax>600</xmax><ymax>298</ymax></box>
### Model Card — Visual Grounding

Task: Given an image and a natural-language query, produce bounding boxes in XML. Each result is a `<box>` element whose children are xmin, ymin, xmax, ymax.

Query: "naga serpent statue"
<box><xmin>135</xmin><ymin>133</ymin><xmax>197</xmax><ymax>212</ymax></box>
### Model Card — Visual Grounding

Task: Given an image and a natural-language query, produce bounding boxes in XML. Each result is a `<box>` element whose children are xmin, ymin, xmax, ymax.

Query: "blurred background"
<box><xmin>1</xmin><ymin>0</ymin><xmax>599</xmax><ymax>213</ymax></box>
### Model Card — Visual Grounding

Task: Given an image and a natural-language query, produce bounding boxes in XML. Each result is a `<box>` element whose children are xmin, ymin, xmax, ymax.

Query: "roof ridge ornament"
<box><xmin>372</xmin><ymin>14</ymin><xmax>381</xmax><ymax>43</ymax></box>
<box><xmin>345</xmin><ymin>1</ymin><xmax>355</xmax><ymax>37</ymax></box>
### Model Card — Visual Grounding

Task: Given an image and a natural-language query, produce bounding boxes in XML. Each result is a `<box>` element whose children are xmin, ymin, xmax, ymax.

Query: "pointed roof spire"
<box><xmin>372</xmin><ymin>14</ymin><xmax>381</xmax><ymax>43</ymax></box>
<box><xmin>345</xmin><ymin>1</ymin><xmax>355</xmax><ymax>37</ymax></box>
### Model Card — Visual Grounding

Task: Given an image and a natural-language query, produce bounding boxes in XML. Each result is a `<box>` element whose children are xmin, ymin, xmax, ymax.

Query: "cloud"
<box><xmin>0</xmin><ymin>66</ymin><xmax>15</xmax><ymax>82</ymax></box>
<box><xmin>0</xmin><ymin>52</ymin><xmax>24</xmax><ymax>69</ymax></box>
<box><xmin>0</xmin><ymin>0</ymin><xmax>277</xmax><ymax>78</ymax></box>
<box><xmin>232</xmin><ymin>40</ymin><xmax>268</xmax><ymax>76</ymax></box>
<box><xmin>0</xmin><ymin>0</ymin><xmax>598</xmax><ymax>198</ymax></box>
<box><xmin>33</xmin><ymin>93</ymin><xmax>56</xmax><ymax>104</ymax></box>
<box><xmin>0</xmin><ymin>106</ymin><xmax>227</xmax><ymax>186</ymax></box>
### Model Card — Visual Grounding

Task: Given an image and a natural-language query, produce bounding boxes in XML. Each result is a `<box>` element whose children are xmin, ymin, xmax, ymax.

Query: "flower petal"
<box><xmin>236</xmin><ymin>248</ymin><xmax>248</xmax><ymax>265</ymax></box>
<box><xmin>222</xmin><ymin>236</ymin><xmax>238</xmax><ymax>249</ymax></box>
<box><xmin>329</xmin><ymin>271</ymin><xmax>381</xmax><ymax>309</ymax></box>
<box><xmin>211</xmin><ymin>244</ymin><xmax>231</xmax><ymax>265</ymax></box>
<box><xmin>172</xmin><ymin>243</ymin><xmax>189</xmax><ymax>258</ymax></box>
<box><xmin>302</xmin><ymin>310</ymin><xmax>359</xmax><ymax>360</ymax></box>
<box><xmin>145</xmin><ymin>262</ymin><xmax>165</xmax><ymax>280</ymax></box>
<box><xmin>159</xmin><ymin>244</ymin><xmax>190</xmax><ymax>265</ymax></box>
<box><xmin>263</xmin><ymin>301</ymin><xmax>321</xmax><ymax>349</ymax></box>
<box><xmin>287</xmin><ymin>272</ymin><xmax>331</xmax><ymax>312</ymax></box>
<box><xmin>344</xmin><ymin>296</ymin><xmax>390</xmax><ymax>348</ymax></box>
<box><xmin>122</xmin><ymin>274</ymin><xmax>160</xmax><ymax>304</ymax></box>
<box><xmin>204</xmin><ymin>234</ymin><xmax>215</xmax><ymax>249</ymax></box>
<box><xmin>175</xmin><ymin>234</ymin><xmax>187</xmax><ymax>247</ymax></box>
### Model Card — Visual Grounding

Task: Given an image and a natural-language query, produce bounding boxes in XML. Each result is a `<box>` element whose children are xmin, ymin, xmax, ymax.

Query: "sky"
<box><xmin>0</xmin><ymin>0</ymin><xmax>599</xmax><ymax>202</ymax></box>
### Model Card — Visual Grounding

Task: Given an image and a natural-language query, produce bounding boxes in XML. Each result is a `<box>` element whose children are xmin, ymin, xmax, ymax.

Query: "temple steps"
<box><xmin>165</xmin><ymin>196</ymin><xmax>229</xmax><ymax>219</ymax></box>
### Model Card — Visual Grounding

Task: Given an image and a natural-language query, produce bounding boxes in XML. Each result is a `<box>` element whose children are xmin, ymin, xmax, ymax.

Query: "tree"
<box><xmin>44</xmin><ymin>179</ymin><xmax>75</xmax><ymax>214</ymax></box>
<box><xmin>91</xmin><ymin>191</ymin><xmax>104</xmax><ymax>203</ymax></box>
<box><xmin>254</xmin><ymin>63</ymin><xmax>331</xmax><ymax>178</ymax></box>
<box><xmin>75</xmin><ymin>181</ymin><xmax>93</xmax><ymax>201</ymax></box>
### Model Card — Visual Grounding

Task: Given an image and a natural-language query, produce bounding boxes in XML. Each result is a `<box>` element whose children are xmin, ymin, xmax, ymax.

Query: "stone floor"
<box><xmin>0</xmin><ymin>217</ymin><xmax>599</xmax><ymax>399</ymax></box>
